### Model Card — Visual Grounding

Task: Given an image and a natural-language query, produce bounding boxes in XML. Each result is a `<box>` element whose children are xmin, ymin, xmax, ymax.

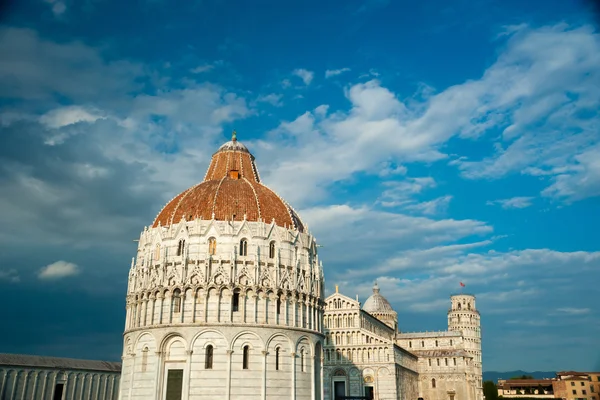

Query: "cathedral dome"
<box><xmin>363</xmin><ymin>282</ymin><xmax>394</xmax><ymax>313</ymax></box>
<box><xmin>152</xmin><ymin>132</ymin><xmax>304</xmax><ymax>231</ymax></box>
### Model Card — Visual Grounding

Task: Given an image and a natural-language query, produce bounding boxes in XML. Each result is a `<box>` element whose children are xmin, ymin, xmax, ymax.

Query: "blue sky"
<box><xmin>0</xmin><ymin>0</ymin><xmax>599</xmax><ymax>372</ymax></box>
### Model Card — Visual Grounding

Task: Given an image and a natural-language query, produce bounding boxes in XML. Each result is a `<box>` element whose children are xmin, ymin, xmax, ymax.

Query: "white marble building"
<box><xmin>322</xmin><ymin>284</ymin><xmax>482</xmax><ymax>400</ymax></box>
<box><xmin>0</xmin><ymin>353</ymin><xmax>121</xmax><ymax>400</ymax></box>
<box><xmin>119</xmin><ymin>134</ymin><xmax>325</xmax><ymax>400</ymax></box>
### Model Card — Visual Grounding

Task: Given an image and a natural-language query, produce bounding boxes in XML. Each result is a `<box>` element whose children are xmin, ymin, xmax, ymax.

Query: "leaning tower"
<box><xmin>448</xmin><ymin>294</ymin><xmax>482</xmax><ymax>400</ymax></box>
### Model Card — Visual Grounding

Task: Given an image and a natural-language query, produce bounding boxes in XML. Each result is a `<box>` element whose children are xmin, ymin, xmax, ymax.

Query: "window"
<box><xmin>232</xmin><ymin>292</ymin><xmax>240</xmax><ymax>312</ymax></box>
<box><xmin>142</xmin><ymin>347</ymin><xmax>148</xmax><ymax>372</ymax></box>
<box><xmin>269</xmin><ymin>241</ymin><xmax>276</xmax><ymax>258</ymax></box>
<box><xmin>572</xmin><ymin>383</ymin><xmax>576</xmax><ymax>387</ymax></box>
<box><xmin>582</xmin><ymin>383</ymin><xmax>585</xmax><ymax>387</ymax></box>
<box><xmin>239</xmin><ymin>239</ymin><xmax>248</xmax><ymax>256</ymax></box>
<box><xmin>243</xmin><ymin>346</ymin><xmax>249</xmax><ymax>369</ymax></box>
<box><xmin>573</xmin><ymin>390</ymin><xmax>577</xmax><ymax>395</ymax></box>
<box><xmin>458</xmin><ymin>303</ymin><xmax>462</xmax><ymax>310</ymax></box>
<box><xmin>437</xmin><ymin>359</ymin><xmax>440</xmax><ymax>366</ymax></box>
<box><xmin>428</xmin><ymin>359</ymin><xmax>431</xmax><ymax>367</ymax></box>
<box><xmin>421</xmin><ymin>341</ymin><xmax>425</xmax><ymax>348</ymax></box>
<box><xmin>172</xmin><ymin>290</ymin><xmax>181</xmax><ymax>313</ymax></box>
<box><xmin>468</xmin><ymin>303</ymin><xmax>471</xmax><ymax>310</ymax></box>
<box><xmin>205</xmin><ymin>345</ymin><xmax>213</xmax><ymax>369</ymax></box>
<box><xmin>177</xmin><ymin>239</ymin><xmax>185</xmax><ymax>256</ymax></box>
<box><xmin>435</xmin><ymin>340</ymin><xmax>438</xmax><ymax>347</ymax></box>
<box><xmin>275</xmin><ymin>348</ymin><xmax>280</xmax><ymax>370</ymax></box>
<box><xmin>432</xmin><ymin>378</ymin><xmax>436</xmax><ymax>388</ymax></box>
<box><xmin>300</xmin><ymin>349</ymin><xmax>305</xmax><ymax>372</ymax></box>
<box><xmin>583</xmin><ymin>391</ymin><xmax>587</xmax><ymax>395</ymax></box>
<box><xmin>453</xmin><ymin>358</ymin><xmax>457</xmax><ymax>366</ymax></box>
<box><xmin>208</xmin><ymin>238</ymin><xmax>217</xmax><ymax>255</ymax></box>
<box><xmin>409</xmin><ymin>341</ymin><xmax>412</xmax><ymax>348</ymax></box>
<box><xmin>277</xmin><ymin>298</ymin><xmax>281</xmax><ymax>315</ymax></box>
<box><xmin>450</xmin><ymin>340</ymin><xmax>453</xmax><ymax>346</ymax></box>
<box><xmin>445</xmin><ymin>358</ymin><xmax>448</xmax><ymax>366</ymax></box>
<box><xmin>53</xmin><ymin>383</ymin><xmax>64</xmax><ymax>400</ymax></box>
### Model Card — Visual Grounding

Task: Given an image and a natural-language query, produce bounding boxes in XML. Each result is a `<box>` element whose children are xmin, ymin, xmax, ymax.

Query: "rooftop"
<box><xmin>0</xmin><ymin>353</ymin><xmax>122</xmax><ymax>373</ymax></box>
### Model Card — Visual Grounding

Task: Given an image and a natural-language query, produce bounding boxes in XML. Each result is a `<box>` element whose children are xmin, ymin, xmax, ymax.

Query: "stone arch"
<box><xmin>230</xmin><ymin>330</ymin><xmax>265</xmax><ymax>352</ymax></box>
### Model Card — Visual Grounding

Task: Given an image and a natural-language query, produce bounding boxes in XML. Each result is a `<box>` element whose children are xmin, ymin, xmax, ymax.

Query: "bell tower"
<box><xmin>448</xmin><ymin>294</ymin><xmax>482</xmax><ymax>400</ymax></box>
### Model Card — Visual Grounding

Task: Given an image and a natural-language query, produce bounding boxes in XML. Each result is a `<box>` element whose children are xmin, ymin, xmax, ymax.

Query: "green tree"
<box><xmin>483</xmin><ymin>381</ymin><xmax>499</xmax><ymax>400</ymax></box>
<box><xmin>510</xmin><ymin>375</ymin><xmax>535</xmax><ymax>380</ymax></box>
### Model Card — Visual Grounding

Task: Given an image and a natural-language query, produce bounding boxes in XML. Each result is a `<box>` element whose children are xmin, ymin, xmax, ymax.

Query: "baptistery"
<box><xmin>119</xmin><ymin>133</ymin><xmax>325</xmax><ymax>400</ymax></box>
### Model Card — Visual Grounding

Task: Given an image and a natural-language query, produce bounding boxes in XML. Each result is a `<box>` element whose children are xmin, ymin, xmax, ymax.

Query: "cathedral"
<box><xmin>118</xmin><ymin>134</ymin><xmax>483</xmax><ymax>400</ymax></box>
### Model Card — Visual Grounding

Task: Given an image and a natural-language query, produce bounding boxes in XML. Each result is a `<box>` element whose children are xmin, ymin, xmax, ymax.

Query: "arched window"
<box><xmin>458</xmin><ymin>303</ymin><xmax>462</xmax><ymax>310</ymax></box>
<box><xmin>239</xmin><ymin>239</ymin><xmax>248</xmax><ymax>256</ymax></box>
<box><xmin>276</xmin><ymin>298</ymin><xmax>281</xmax><ymax>315</ymax></box>
<box><xmin>432</xmin><ymin>378</ymin><xmax>436</xmax><ymax>388</ymax></box>
<box><xmin>269</xmin><ymin>241</ymin><xmax>276</xmax><ymax>258</ymax></box>
<box><xmin>141</xmin><ymin>347</ymin><xmax>148</xmax><ymax>372</ymax></box>
<box><xmin>409</xmin><ymin>341</ymin><xmax>412</xmax><ymax>348</ymax></box>
<box><xmin>243</xmin><ymin>345</ymin><xmax>249</xmax><ymax>369</ymax></box>
<box><xmin>177</xmin><ymin>239</ymin><xmax>185</xmax><ymax>256</ymax></box>
<box><xmin>172</xmin><ymin>290</ymin><xmax>181</xmax><ymax>313</ymax></box>
<box><xmin>421</xmin><ymin>341</ymin><xmax>425</xmax><ymax>348</ymax></box>
<box><xmin>450</xmin><ymin>339</ymin><xmax>453</xmax><ymax>346</ymax></box>
<box><xmin>468</xmin><ymin>303</ymin><xmax>471</xmax><ymax>310</ymax></box>
<box><xmin>154</xmin><ymin>244</ymin><xmax>160</xmax><ymax>261</ymax></box>
<box><xmin>232</xmin><ymin>292</ymin><xmax>240</xmax><ymax>312</ymax></box>
<box><xmin>275</xmin><ymin>348</ymin><xmax>280</xmax><ymax>370</ymax></box>
<box><xmin>453</xmin><ymin>358</ymin><xmax>457</xmax><ymax>366</ymax></box>
<box><xmin>428</xmin><ymin>359</ymin><xmax>431</xmax><ymax>366</ymax></box>
<box><xmin>435</xmin><ymin>340</ymin><xmax>438</xmax><ymax>347</ymax></box>
<box><xmin>208</xmin><ymin>238</ymin><xmax>217</xmax><ymax>255</ymax></box>
<box><xmin>445</xmin><ymin>358</ymin><xmax>448</xmax><ymax>366</ymax></box>
<box><xmin>205</xmin><ymin>345</ymin><xmax>213</xmax><ymax>369</ymax></box>
<box><xmin>300</xmin><ymin>349</ymin><xmax>305</xmax><ymax>372</ymax></box>
<box><xmin>437</xmin><ymin>359</ymin><xmax>440</xmax><ymax>366</ymax></box>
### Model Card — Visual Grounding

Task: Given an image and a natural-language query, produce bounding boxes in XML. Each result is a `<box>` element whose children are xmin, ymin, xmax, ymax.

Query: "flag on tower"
<box><xmin>460</xmin><ymin>282</ymin><xmax>465</xmax><ymax>287</ymax></box>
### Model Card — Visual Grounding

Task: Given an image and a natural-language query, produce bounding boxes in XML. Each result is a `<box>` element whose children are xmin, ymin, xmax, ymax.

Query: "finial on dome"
<box><xmin>232</xmin><ymin>130</ymin><xmax>237</xmax><ymax>142</ymax></box>
<box><xmin>373</xmin><ymin>281</ymin><xmax>380</xmax><ymax>293</ymax></box>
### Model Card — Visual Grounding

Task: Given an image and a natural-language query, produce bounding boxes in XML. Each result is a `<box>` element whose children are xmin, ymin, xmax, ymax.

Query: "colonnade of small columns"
<box><xmin>125</xmin><ymin>286</ymin><xmax>323</xmax><ymax>333</ymax></box>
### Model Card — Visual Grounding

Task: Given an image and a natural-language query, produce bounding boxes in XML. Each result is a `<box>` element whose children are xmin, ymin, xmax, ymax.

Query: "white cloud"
<box><xmin>325</xmin><ymin>68</ymin><xmax>351</xmax><ymax>78</ymax></box>
<box><xmin>38</xmin><ymin>261</ymin><xmax>80</xmax><ymax>279</ymax></box>
<box><xmin>40</xmin><ymin>105</ymin><xmax>106</xmax><ymax>129</ymax></box>
<box><xmin>556</xmin><ymin>307</ymin><xmax>591</xmax><ymax>315</ymax></box>
<box><xmin>43</xmin><ymin>0</ymin><xmax>66</xmax><ymax>16</ymax></box>
<box><xmin>378</xmin><ymin>177</ymin><xmax>437</xmax><ymax>207</ymax></box>
<box><xmin>292</xmin><ymin>69</ymin><xmax>314</xmax><ymax>85</ymax></box>
<box><xmin>0</xmin><ymin>269</ymin><xmax>20</xmax><ymax>283</ymax></box>
<box><xmin>190</xmin><ymin>64</ymin><xmax>214</xmax><ymax>74</ymax></box>
<box><xmin>281</xmin><ymin>79</ymin><xmax>292</xmax><ymax>88</ymax></box>
<box><xmin>486</xmin><ymin>196</ymin><xmax>534</xmax><ymax>209</ymax></box>
<box><xmin>256</xmin><ymin>93</ymin><xmax>283</xmax><ymax>107</ymax></box>
<box><xmin>403</xmin><ymin>195</ymin><xmax>453</xmax><ymax>215</ymax></box>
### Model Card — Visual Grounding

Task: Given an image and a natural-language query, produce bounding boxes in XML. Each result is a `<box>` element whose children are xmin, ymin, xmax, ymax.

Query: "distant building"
<box><xmin>497</xmin><ymin>378</ymin><xmax>555</xmax><ymax>398</ymax></box>
<box><xmin>0</xmin><ymin>353</ymin><xmax>121</xmax><ymax>400</ymax></box>
<box><xmin>553</xmin><ymin>371</ymin><xmax>600</xmax><ymax>400</ymax></box>
<box><xmin>496</xmin><ymin>371</ymin><xmax>600</xmax><ymax>400</ymax></box>
<box><xmin>324</xmin><ymin>284</ymin><xmax>483</xmax><ymax>400</ymax></box>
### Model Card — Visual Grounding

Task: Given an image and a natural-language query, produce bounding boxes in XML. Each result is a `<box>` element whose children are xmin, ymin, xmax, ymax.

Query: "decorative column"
<box><xmin>192</xmin><ymin>290</ymin><xmax>198</xmax><ymax>323</ymax></box>
<box><xmin>226</xmin><ymin>350</ymin><xmax>233</xmax><ymax>400</ymax></box>
<box><xmin>262</xmin><ymin>351</ymin><xmax>268</xmax><ymax>400</ymax></box>
<box><xmin>183</xmin><ymin>350</ymin><xmax>193</xmax><ymax>400</ymax></box>
<box><xmin>180</xmin><ymin>293</ymin><xmax>186</xmax><ymax>323</ymax></box>
<box><xmin>127</xmin><ymin>353</ymin><xmax>136</xmax><ymax>400</ymax></box>
<box><xmin>159</xmin><ymin>294</ymin><xmax>165</xmax><ymax>324</ymax></box>
<box><xmin>150</xmin><ymin>295</ymin><xmax>156</xmax><ymax>325</ymax></box>
<box><xmin>153</xmin><ymin>351</ymin><xmax>163</xmax><ymax>400</ymax></box>
<box><xmin>252</xmin><ymin>293</ymin><xmax>258</xmax><ymax>324</ymax></box>
<box><xmin>203</xmin><ymin>293</ymin><xmax>209</xmax><ymax>323</ymax></box>
<box><xmin>291</xmin><ymin>352</ymin><xmax>297</xmax><ymax>400</ymax></box>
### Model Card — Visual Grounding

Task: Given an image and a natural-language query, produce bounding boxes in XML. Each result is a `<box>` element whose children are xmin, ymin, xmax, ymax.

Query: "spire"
<box><xmin>232</xmin><ymin>130</ymin><xmax>237</xmax><ymax>142</ymax></box>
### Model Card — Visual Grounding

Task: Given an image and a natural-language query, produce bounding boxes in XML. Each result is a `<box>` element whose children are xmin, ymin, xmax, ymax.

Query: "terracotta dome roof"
<box><xmin>363</xmin><ymin>282</ymin><xmax>394</xmax><ymax>313</ymax></box>
<box><xmin>152</xmin><ymin>133</ymin><xmax>304</xmax><ymax>231</ymax></box>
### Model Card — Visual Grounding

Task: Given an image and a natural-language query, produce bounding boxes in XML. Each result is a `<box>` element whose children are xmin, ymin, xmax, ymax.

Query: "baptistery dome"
<box><xmin>153</xmin><ymin>133</ymin><xmax>304</xmax><ymax>231</ymax></box>
<box><xmin>120</xmin><ymin>132</ymin><xmax>324</xmax><ymax>400</ymax></box>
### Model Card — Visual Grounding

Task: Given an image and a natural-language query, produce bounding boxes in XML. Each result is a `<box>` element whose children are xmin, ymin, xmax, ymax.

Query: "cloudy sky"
<box><xmin>1</xmin><ymin>0</ymin><xmax>599</xmax><ymax>372</ymax></box>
